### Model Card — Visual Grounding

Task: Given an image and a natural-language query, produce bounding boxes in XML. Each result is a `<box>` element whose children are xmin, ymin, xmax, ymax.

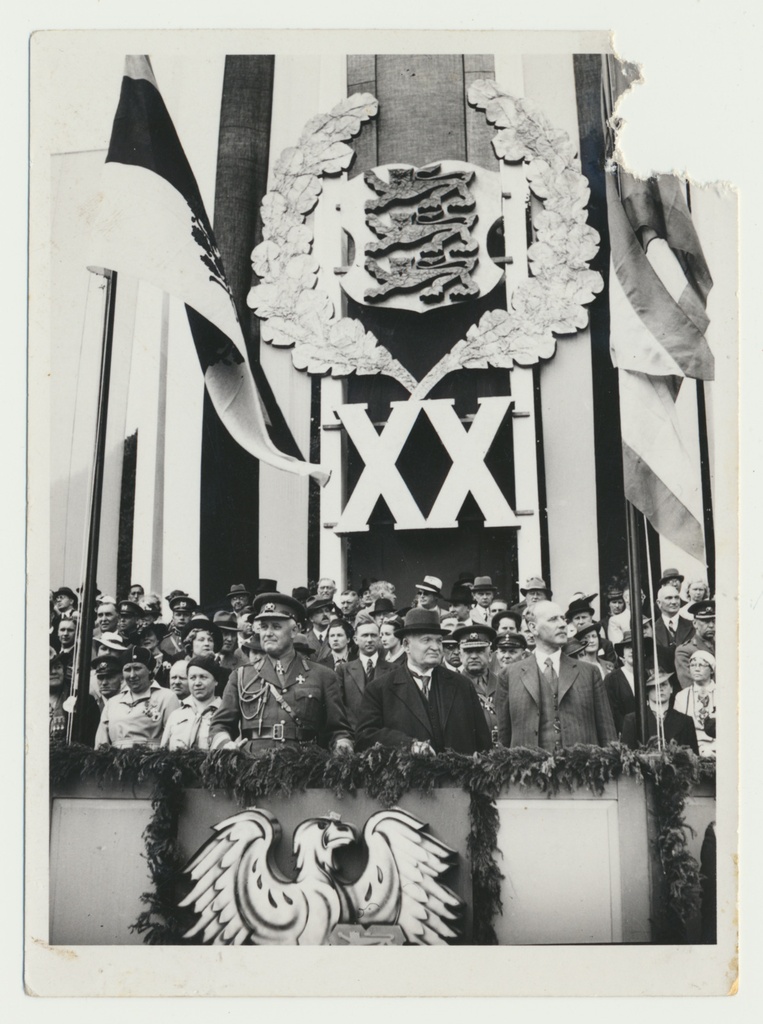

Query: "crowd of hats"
<box><xmin>50</xmin><ymin>565</ymin><xmax>714</xmax><ymax>681</ymax></box>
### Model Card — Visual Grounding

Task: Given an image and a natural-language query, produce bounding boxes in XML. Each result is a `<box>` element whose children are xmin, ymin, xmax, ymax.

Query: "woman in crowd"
<box><xmin>182</xmin><ymin>617</ymin><xmax>223</xmax><ymax>660</ymax></box>
<box><xmin>680</xmin><ymin>579</ymin><xmax>711</xmax><ymax>621</ymax></box>
<box><xmin>320</xmin><ymin>618</ymin><xmax>355</xmax><ymax>669</ymax></box>
<box><xmin>576</xmin><ymin>623</ymin><xmax>615</xmax><ymax>678</ymax></box>
<box><xmin>379</xmin><ymin>614</ymin><xmax>405</xmax><ymax>665</ymax></box>
<box><xmin>161</xmin><ymin>655</ymin><xmax>226</xmax><ymax>751</ymax></box>
<box><xmin>673</xmin><ymin>650</ymin><xmax>717</xmax><ymax>756</ymax></box>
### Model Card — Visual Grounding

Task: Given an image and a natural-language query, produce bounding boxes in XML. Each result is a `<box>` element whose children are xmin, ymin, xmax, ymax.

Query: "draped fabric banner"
<box><xmin>87</xmin><ymin>55</ymin><xmax>329</xmax><ymax>485</ymax></box>
<box><xmin>607</xmin><ymin>169</ymin><xmax>713</xmax><ymax>560</ymax></box>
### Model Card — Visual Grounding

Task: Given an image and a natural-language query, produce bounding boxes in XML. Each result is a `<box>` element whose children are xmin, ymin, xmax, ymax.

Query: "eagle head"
<box><xmin>293</xmin><ymin>817</ymin><xmax>359</xmax><ymax>873</ymax></box>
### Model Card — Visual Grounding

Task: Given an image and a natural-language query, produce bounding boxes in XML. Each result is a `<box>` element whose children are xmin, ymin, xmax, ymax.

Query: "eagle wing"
<box><xmin>179</xmin><ymin>807</ymin><xmax>309</xmax><ymax>945</ymax></box>
<box><xmin>342</xmin><ymin>807</ymin><xmax>463</xmax><ymax>944</ymax></box>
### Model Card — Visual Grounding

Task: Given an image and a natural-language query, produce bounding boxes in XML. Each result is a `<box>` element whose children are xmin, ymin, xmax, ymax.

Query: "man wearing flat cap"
<box><xmin>495</xmin><ymin>600</ymin><xmax>616</xmax><ymax>750</ymax></box>
<box><xmin>452</xmin><ymin>623</ymin><xmax>504</xmax><ymax>744</ymax></box>
<box><xmin>95</xmin><ymin>646</ymin><xmax>180</xmax><ymax>748</ymax></box>
<box><xmin>355</xmin><ymin>608</ymin><xmax>491</xmax><ymax>755</ymax></box>
<box><xmin>674</xmin><ymin>601</ymin><xmax>716</xmax><ymax>690</ymax></box>
<box><xmin>209</xmin><ymin>593</ymin><xmax>353</xmax><ymax>754</ymax></box>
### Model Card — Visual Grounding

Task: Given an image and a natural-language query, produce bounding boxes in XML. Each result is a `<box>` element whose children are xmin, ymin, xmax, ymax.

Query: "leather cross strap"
<box><xmin>265</xmin><ymin>680</ymin><xmax>305</xmax><ymax>728</ymax></box>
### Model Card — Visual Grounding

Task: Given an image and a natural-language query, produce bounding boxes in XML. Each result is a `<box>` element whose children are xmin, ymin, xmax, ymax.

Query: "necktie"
<box><xmin>543</xmin><ymin>657</ymin><xmax>558</xmax><ymax>695</ymax></box>
<box><xmin>364</xmin><ymin>658</ymin><xmax>375</xmax><ymax>682</ymax></box>
<box><xmin>187</xmin><ymin>705</ymin><xmax>215</xmax><ymax>749</ymax></box>
<box><xmin>411</xmin><ymin>672</ymin><xmax>430</xmax><ymax>699</ymax></box>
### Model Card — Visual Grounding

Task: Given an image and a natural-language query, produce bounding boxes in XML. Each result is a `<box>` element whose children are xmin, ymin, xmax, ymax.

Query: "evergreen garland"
<box><xmin>50</xmin><ymin>741</ymin><xmax>715</xmax><ymax>945</ymax></box>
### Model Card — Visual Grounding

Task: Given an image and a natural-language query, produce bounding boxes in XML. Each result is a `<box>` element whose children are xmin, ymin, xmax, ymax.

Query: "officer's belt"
<box><xmin>241</xmin><ymin>723</ymin><xmax>317</xmax><ymax>743</ymax></box>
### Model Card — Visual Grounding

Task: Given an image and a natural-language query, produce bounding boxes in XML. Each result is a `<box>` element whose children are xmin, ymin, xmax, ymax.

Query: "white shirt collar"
<box><xmin>533</xmin><ymin>648</ymin><xmax>562</xmax><ymax>675</ymax></box>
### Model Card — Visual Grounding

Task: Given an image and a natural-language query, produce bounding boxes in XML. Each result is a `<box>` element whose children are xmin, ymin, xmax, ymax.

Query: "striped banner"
<box><xmin>607</xmin><ymin>169</ymin><xmax>713</xmax><ymax>561</ymax></box>
<box><xmin>88</xmin><ymin>55</ymin><xmax>329</xmax><ymax>485</ymax></box>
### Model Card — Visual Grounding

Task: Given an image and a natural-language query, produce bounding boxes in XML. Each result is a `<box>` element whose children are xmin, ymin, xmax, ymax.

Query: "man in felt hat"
<box><xmin>495</xmin><ymin>600</ymin><xmax>616</xmax><ymax>750</ymax></box>
<box><xmin>453</xmin><ymin>623</ymin><xmax>504</xmax><ymax>744</ymax></box>
<box><xmin>659</xmin><ymin>567</ymin><xmax>685</xmax><ymax>592</ymax></box>
<box><xmin>355</xmin><ymin>608</ymin><xmax>491</xmax><ymax>755</ymax></box>
<box><xmin>304</xmin><ymin>595</ymin><xmax>334</xmax><ymax>658</ymax></box>
<box><xmin>447</xmin><ymin>584</ymin><xmax>474</xmax><ymax>625</ymax></box>
<box><xmin>212</xmin><ymin>611</ymin><xmax>248</xmax><ymax>673</ymax></box>
<box><xmin>674</xmin><ymin>601</ymin><xmax>716</xmax><ymax>689</ymax></box>
<box><xmin>371</xmin><ymin>597</ymin><xmax>396</xmax><ymax>628</ymax></box>
<box><xmin>468</xmin><ymin>577</ymin><xmax>499</xmax><ymax>625</ymax></box>
<box><xmin>52</xmin><ymin>586</ymin><xmax>78</xmax><ymax>620</ymax></box>
<box><xmin>95</xmin><ymin>646</ymin><xmax>180</xmax><ymax>748</ymax></box>
<box><xmin>413</xmin><ymin>575</ymin><xmax>443</xmax><ymax>612</ymax></box>
<box><xmin>209</xmin><ymin>593</ymin><xmax>353</xmax><ymax>754</ymax></box>
<box><xmin>519</xmin><ymin>576</ymin><xmax>551</xmax><ymax>606</ymax></box>
<box><xmin>227</xmin><ymin>584</ymin><xmax>251</xmax><ymax>614</ymax></box>
<box><xmin>159</xmin><ymin>594</ymin><xmax>199</xmax><ymax>657</ymax></box>
<box><xmin>620</xmin><ymin>663</ymin><xmax>698</xmax><ymax>753</ymax></box>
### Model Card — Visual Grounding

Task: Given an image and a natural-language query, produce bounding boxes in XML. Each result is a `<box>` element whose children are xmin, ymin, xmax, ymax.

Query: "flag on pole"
<box><xmin>607</xmin><ymin>169</ymin><xmax>713</xmax><ymax>561</ymax></box>
<box><xmin>88</xmin><ymin>55</ymin><xmax>329</xmax><ymax>485</ymax></box>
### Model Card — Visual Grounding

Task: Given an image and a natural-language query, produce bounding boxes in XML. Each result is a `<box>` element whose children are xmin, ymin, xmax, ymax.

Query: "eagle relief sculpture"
<box><xmin>179</xmin><ymin>806</ymin><xmax>463</xmax><ymax>946</ymax></box>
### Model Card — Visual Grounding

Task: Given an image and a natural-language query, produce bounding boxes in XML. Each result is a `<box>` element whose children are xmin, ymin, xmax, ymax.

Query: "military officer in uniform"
<box><xmin>674</xmin><ymin>600</ymin><xmax>715</xmax><ymax>690</ymax></box>
<box><xmin>116</xmin><ymin>599</ymin><xmax>143</xmax><ymax>646</ymax></box>
<box><xmin>159</xmin><ymin>594</ymin><xmax>199</xmax><ymax>658</ymax></box>
<box><xmin>209</xmin><ymin>593</ymin><xmax>353</xmax><ymax>754</ymax></box>
<box><xmin>452</xmin><ymin>623</ymin><xmax>504</xmax><ymax>744</ymax></box>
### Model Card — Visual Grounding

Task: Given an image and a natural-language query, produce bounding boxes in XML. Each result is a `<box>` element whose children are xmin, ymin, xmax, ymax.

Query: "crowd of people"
<box><xmin>48</xmin><ymin>566</ymin><xmax>717</xmax><ymax>759</ymax></box>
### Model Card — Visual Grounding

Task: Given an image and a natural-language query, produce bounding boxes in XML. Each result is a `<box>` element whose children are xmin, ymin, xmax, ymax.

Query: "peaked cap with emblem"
<box><xmin>451</xmin><ymin>623</ymin><xmax>497</xmax><ymax>648</ymax></box>
<box><xmin>169</xmin><ymin>594</ymin><xmax>198</xmax><ymax>612</ymax></box>
<box><xmin>253</xmin><ymin>592</ymin><xmax>306</xmax><ymax>621</ymax></box>
<box><xmin>688</xmin><ymin>600</ymin><xmax>715</xmax><ymax>619</ymax></box>
<box><xmin>117</xmin><ymin>599</ymin><xmax>143</xmax><ymax>618</ymax></box>
<box><xmin>497</xmin><ymin>632</ymin><xmax>528</xmax><ymax>650</ymax></box>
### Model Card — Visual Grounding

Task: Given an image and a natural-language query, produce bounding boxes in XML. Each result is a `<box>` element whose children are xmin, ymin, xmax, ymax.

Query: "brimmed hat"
<box><xmin>562</xmin><ymin>638</ymin><xmax>586</xmax><ymax>658</ymax></box>
<box><xmin>241</xmin><ymin>633</ymin><xmax>263</xmax><ymax>654</ymax></box>
<box><xmin>226</xmin><ymin>584</ymin><xmax>251</xmax><ymax>600</ymax></box>
<box><xmin>497</xmin><ymin>633</ymin><xmax>528</xmax><ymax>651</ymax></box>
<box><xmin>254</xmin><ymin>579</ymin><xmax>278</xmax><ymax>595</ymax></box>
<box><xmin>451</xmin><ymin>624</ymin><xmax>497</xmax><ymax>648</ymax></box>
<box><xmin>659</xmin><ymin>567</ymin><xmax>685</xmax><ymax>585</ymax></box>
<box><xmin>53</xmin><ymin>586</ymin><xmax>78</xmax><ymax>604</ymax></box>
<box><xmin>688</xmin><ymin>600</ymin><xmax>715</xmax><ymax>620</ymax></box>
<box><xmin>645</xmin><ymin>665</ymin><xmax>673</xmax><ymax>687</ymax></box>
<box><xmin>575</xmin><ymin>623</ymin><xmax>600</xmax><ymax>642</ymax></box>
<box><xmin>293</xmin><ymin>632</ymin><xmax>312</xmax><ymax>655</ymax></box>
<box><xmin>138</xmin><ymin>622</ymin><xmax>168</xmax><ymax>643</ymax></box>
<box><xmin>169</xmin><ymin>594</ymin><xmax>198</xmax><ymax>613</ymax></box>
<box><xmin>394</xmin><ymin>607</ymin><xmax>447</xmax><ymax>639</ymax></box>
<box><xmin>606</xmin><ymin>584</ymin><xmax>624</xmax><ymax>599</ymax></box>
<box><xmin>491</xmin><ymin>609</ymin><xmax>523</xmax><ymax>632</ymax></box>
<box><xmin>253</xmin><ymin>592</ymin><xmax>305</xmax><ymax>621</ymax></box>
<box><xmin>414</xmin><ymin>575</ymin><xmax>443</xmax><ymax>596</ymax></box>
<box><xmin>292</xmin><ymin>587</ymin><xmax>311</xmax><ymax>604</ymax></box>
<box><xmin>306</xmin><ymin>595</ymin><xmax>334</xmax><ymax>616</ymax></box>
<box><xmin>447</xmin><ymin>585</ymin><xmax>473</xmax><ymax>605</ymax></box>
<box><xmin>96</xmin><ymin>631</ymin><xmax>130</xmax><ymax>653</ymax></box>
<box><xmin>373</xmin><ymin>597</ymin><xmax>396</xmax><ymax>615</ymax></box>
<box><xmin>213</xmin><ymin>611</ymin><xmax>240</xmax><ymax>632</ymax></box>
<box><xmin>469</xmin><ymin>576</ymin><xmax>498</xmax><ymax>594</ymax></box>
<box><xmin>520</xmin><ymin>576</ymin><xmax>551</xmax><ymax>597</ymax></box>
<box><xmin>614</xmin><ymin>630</ymin><xmax>633</xmax><ymax>656</ymax></box>
<box><xmin>187</xmin><ymin>654</ymin><xmax>229</xmax><ymax>687</ymax></box>
<box><xmin>565</xmin><ymin>598</ymin><xmax>596</xmax><ymax>622</ymax></box>
<box><xmin>183</xmin><ymin>616</ymin><xmax>223</xmax><ymax>651</ymax></box>
<box><xmin>689</xmin><ymin>649</ymin><xmax>716</xmax><ymax>671</ymax></box>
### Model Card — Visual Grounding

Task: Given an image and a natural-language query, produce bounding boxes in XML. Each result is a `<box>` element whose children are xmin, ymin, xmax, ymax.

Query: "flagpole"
<box><xmin>67</xmin><ymin>269</ymin><xmax>118</xmax><ymax>744</ymax></box>
<box><xmin>625</xmin><ymin>500</ymin><xmax>649</xmax><ymax>746</ymax></box>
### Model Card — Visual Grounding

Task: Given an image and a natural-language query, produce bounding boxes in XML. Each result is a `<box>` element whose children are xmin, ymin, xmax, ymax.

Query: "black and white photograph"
<box><xmin>23</xmin><ymin>17</ymin><xmax>745</xmax><ymax>1001</ymax></box>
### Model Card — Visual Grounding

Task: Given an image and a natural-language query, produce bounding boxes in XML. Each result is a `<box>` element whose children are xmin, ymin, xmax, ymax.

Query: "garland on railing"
<box><xmin>50</xmin><ymin>741</ymin><xmax>715</xmax><ymax>945</ymax></box>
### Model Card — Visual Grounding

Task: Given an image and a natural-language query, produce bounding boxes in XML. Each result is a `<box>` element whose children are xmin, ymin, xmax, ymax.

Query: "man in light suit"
<box><xmin>336</xmin><ymin>617</ymin><xmax>381</xmax><ymax>733</ymax></box>
<box><xmin>355</xmin><ymin>608</ymin><xmax>491</xmax><ymax>755</ymax></box>
<box><xmin>495</xmin><ymin>600</ymin><xmax>616</xmax><ymax>750</ymax></box>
